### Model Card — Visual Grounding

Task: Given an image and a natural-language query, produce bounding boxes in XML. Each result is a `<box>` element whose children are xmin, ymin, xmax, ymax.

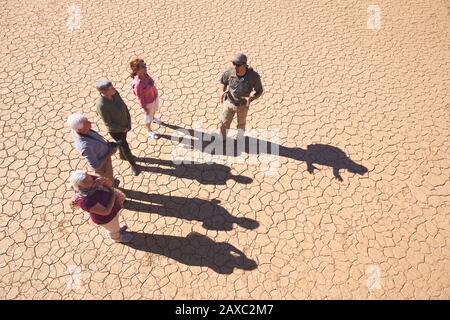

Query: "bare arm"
<box><xmin>92</xmin><ymin>177</ymin><xmax>113</xmax><ymax>189</ymax></box>
<box><xmin>252</xmin><ymin>75</ymin><xmax>263</xmax><ymax>100</ymax></box>
<box><xmin>243</xmin><ymin>73</ymin><xmax>263</xmax><ymax>106</ymax></box>
<box><xmin>219</xmin><ymin>70</ymin><xmax>229</xmax><ymax>104</ymax></box>
<box><xmin>220</xmin><ymin>84</ymin><xmax>227</xmax><ymax>103</ymax></box>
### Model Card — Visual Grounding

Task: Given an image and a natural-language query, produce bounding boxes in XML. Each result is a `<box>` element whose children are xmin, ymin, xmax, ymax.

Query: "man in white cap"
<box><xmin>219</xmin><ymin>52</ymin><xmax>263</xmax><ymax>138</ymax></box>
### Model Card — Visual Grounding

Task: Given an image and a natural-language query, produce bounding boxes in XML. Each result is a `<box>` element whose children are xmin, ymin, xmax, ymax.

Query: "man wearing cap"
<box><xmin>219</xmin><ymin>52</ymin><xmax>263</xmax><ymax>138</ymax></box>
<box><xmin>95</xmin><ymin>80</ymin><xmax>141</xmax><ymax>176</ymax></box>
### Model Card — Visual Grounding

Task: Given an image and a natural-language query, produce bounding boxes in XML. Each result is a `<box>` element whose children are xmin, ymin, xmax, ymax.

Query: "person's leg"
<box><xmin>101</xmin><ymin>212</ymin><xmax>132</xmax><ymax>243</ymax></box>
<box><xmin>93</xmin><ymin>164</ymin><xmax>105</xmax><ymax>180</ymax></box>
<box><xmin>101</xmin><ymin>213</ymin><xmax>121</xmax><ymax>241</ymax></box>
<box><xmin>93</xmin><ymin>156</ymin><xmax>114</xmax><ymax>183</ymax></box>
<box><xmin>145</xmin><ymin>111</ymin><xmax>152</xmax><ymax>132</ymax></box>
<box><xmin>152</xmin><ymin>96</ymin><xmax>160</xmax><ymax>123</ymax></box>
<box><xmin>236</xmin><ymin>106</ymin><xmax>249</xmax><ymax>133</ymax></box>
<box><xmin>109</xmin><ymin>132</ymin><xmax>126</xmax><ymax>160</ymax></box>
<box><xmin>150</xmin><ymin>109</ymin><xmax>157</xmax><ymax>126</ymax></box>
<box><xmin>110</xmin><ymin>132</ymin><xmax>136</xmax><ymax>166</ymax></box>
<box><xmin>146</xmin><ymin>110</ymin><xmax>154</xmax><ymax>134</ymax></box>
<box><xmin>117</xmin><ymin>145</ymin><xmax>126</xmax><ymax>160</ymax></box>
<box><xmin>103</xmin><ymin>156</ymin><xmax>114</xmax><ymax>181</ymax></box>
<box><xmin>110</xmin><ymin>131</ymin><xmax>140</xmax><ymax>176</ymax></box>
<box><xmin>120</xmin><ymin>134</ymin><xmax>137</xmax><ymax>166</ymax></box>
<box><xmin>149</xmin><ymin>109</ymin><xmax>157</xmax><ymax>134</ymax></box>
<box><xmin>219</xmin><ymin>100</ymin><xmax>236</xmax><ymax>138</ymax></box>
<box><xmin>146</xmin><ymin>98</ymin><xmax>159</xmax><ymax>138</ymax></box>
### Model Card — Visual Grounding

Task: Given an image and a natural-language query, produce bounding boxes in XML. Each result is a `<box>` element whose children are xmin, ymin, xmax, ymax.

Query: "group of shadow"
<box><xmin>119</xmin><ymin>122</ymin><xmax>368</xmax><ymax>274</ymax></box>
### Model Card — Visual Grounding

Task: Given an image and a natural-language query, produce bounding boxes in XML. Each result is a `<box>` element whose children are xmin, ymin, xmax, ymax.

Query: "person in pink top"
<box><xmin>130</xmin><ymin>58</ymin><xmax>161</xmax><ymax>139</ymax></box>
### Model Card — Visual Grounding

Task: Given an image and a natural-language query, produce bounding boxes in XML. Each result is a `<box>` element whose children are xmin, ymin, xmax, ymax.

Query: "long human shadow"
<box><xmin>159</xmin><ymin>123</ymin><xmax>368</xmax><ymax>182</ymax></box>
<box><xmin>134</xmin><ymin>157</ymin><xmax>253</xmax><ymax>185</ymax></box>
<box><xmin>123</xmin><ymin>231</ymin><xmax>257</xmax><ymax>274</ymax></box>
<box><xmin>120</xmin><ymin>188</ymin><xmax>259</xmax><ymax>231</ymax></box>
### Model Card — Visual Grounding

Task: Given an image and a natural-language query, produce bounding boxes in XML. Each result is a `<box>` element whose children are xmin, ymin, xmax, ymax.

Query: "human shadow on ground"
<box><xmin>123</xmin><ymin>231</ymin><xmax>257</xmax><ymax>274</ymax></box>
<box><xmin>120</xmin><ymin>188</ymin><xmax>259</xmax><ymax>231</ymax></box>
<box><xmin>159</xmin><ymin>123</ymin><xmax>368</xmax><ymax>182</ymax></box>
<box><xmin>134</xmin><ymin>157</ymin><xmax>253</xmax><ymax>185</ymax></box>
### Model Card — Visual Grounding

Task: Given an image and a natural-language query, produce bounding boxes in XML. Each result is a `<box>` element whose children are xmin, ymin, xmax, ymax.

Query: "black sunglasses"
<box><xmin>233</xmin><ymin>62</ymin><xmax>244</xmax><ymax>67</ymax></box>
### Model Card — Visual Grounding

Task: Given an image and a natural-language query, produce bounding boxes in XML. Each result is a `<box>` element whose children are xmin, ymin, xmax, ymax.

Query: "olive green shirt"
<box><xmin>96</xmin><ymin>91</ymin><xmax>132</xmax><ymax>133</ymax></box>
<box><xmin>220</xmin><ymin>67</ymin><xmax>263</xmax><ymax>106</ymax></box>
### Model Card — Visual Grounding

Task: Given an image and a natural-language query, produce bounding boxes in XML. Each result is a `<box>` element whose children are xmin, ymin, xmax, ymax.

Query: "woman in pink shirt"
<box><xmin>130</xmin><ymin>58</ymin><xmax>160</xmax><ymax>139</ymax></box>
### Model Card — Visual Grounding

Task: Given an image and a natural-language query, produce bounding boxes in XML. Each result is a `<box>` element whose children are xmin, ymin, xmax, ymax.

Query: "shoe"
<box><xmin>119</xmin><ymin>223</ymin><xmax>128</xmax><ymax>233</ymax></box>
<box><xmin>147</xmin><ymin>131</ymin><xmax>158</xmax><ymax>139</ymax></box>
<box><xmin>131</xmin><ymin>165</ymin><xmax>141</xmax><ymax>176</ymax></box>
<box><xmin>113</xmin><ymin>179</ymin><xmax>120</xmax><ymax>187</ymax></box>
<box><xmin>104</xmin><ymin>223</ymin><xmax>128</xmax><ymax>237</ymax></box>
<box><xmin>112</xmin><ymin>232</ymin><xmax>133</xmax><ymax>243</ymax></box>
<box><xmin>153</xmin><ymin>117</ymin><xmax>161</xmax><ymax>124</ymax></box>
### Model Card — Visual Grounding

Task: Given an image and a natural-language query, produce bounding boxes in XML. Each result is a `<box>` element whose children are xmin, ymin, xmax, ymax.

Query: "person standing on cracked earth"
<box><xmin>130</xmin><ymin>58</ymin><xmax>162</xmax><ymax>139</ymax></box>
<box><xmin>95</xmin><ymin>80</ymin><xmax>141</xmax><ymax>176</ymax></box>
<box><xmin>67</xmin><ymin>113</ymin><xmax>117</xmax><ymax>184</ymax></box>
<box><xmin>70</xmin><ymin>170</ymin><xmax>133</xmax><ymax>243</ymax></box>
<box><xmin>219</xmin><ymin>52</ymin><xmax>263</xmax><ymax>138</ymax></box>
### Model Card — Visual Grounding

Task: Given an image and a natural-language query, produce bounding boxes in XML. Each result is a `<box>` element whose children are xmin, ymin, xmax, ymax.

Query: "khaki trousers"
<box><xmin>93</xmin><ymin>156</ymin><xmax>113</xmax><ymax>182</ymax></box>
<box><xmin>100</xmin><ymin>211</ymin><xmax>121</xmax><ymax>241</ymax></box>
<box><xmin>219</xmin><ymin>99</ymin><xmax>249</xmax><ymax>137</ymax></box>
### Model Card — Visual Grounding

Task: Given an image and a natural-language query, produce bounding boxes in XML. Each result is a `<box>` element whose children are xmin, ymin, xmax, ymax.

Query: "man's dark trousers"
<box><xmin>109</xmin><ymin>132</ymin><xmax>136</xmax><ymax>166</ymax></box>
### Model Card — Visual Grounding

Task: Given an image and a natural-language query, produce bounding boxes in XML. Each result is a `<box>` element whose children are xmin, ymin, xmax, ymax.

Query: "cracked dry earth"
<box><xmin>0</xmin><ymin>0</ymin><xmax>449</xmax><ymax>300</ymax></box>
